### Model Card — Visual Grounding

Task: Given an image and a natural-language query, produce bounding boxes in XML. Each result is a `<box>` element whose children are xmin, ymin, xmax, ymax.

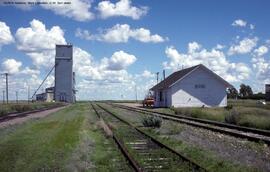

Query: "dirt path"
<box><xmin>0</xmin><ymin>106</ymin><xmax>68</xmax><ymax>128</ymax></box>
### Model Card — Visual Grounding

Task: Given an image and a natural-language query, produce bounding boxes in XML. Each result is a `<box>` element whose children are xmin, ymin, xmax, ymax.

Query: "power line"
<box><xmin>31</xmin><ymin>65</ymin><xmax>55</xmax><ymax>100</ymax></box>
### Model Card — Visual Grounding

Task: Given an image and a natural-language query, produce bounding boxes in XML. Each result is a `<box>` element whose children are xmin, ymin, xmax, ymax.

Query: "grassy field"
<box><xmin>163</xmin><ymin>99</ymin><xmax>270</xmax><ymax>130</ymax></box>
<box><xmin>0</xmin><ymin>103</ymin><xmax>132</xmax><ymax>171</ymax></box>
<box><xmin>0</xmin><ymin>102</ymin><xmax>65</xmax><ymax>116</ymax></box>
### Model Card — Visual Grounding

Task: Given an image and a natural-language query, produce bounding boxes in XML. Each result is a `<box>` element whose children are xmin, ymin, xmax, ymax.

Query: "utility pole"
<box><xmin>16</xmin><ymin>91</ymin><xmax>18</xmax><ymax>104</ymax></box>
<box><xmin>1</xmin><ymin>73</ymin><xmax>9</xmax><ymax>104</ymax></box>
<box><xmin>5</xmin><ymin>73</ymin><xmax>8</xmax><ymax>104</ymax></box>
<box><xmin>156</xmin><ymin>72</ymin><xmax>159</xmax><ymax>84</ymax></box>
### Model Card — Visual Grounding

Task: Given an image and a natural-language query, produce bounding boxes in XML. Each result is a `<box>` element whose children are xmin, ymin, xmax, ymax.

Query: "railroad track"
<box><xmin>110</xmin><ymin>103</ymin><xmax>270</xmax><ymax>145</ymax></box>
<box><xmin>0</xmin><ymin>105</ymin><xmax>65</xmax><ymax>122</ymax></box>
<box><xmin>91</xmin><ymin>103</ymin><xmax>207</xmax><ymax>172</ymax></box>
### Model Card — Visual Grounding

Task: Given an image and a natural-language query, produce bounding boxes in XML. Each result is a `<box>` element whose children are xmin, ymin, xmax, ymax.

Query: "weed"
<box><xmin>141</xmin><ymin>115</ymin><xmax>162</xmax><ymax>128</ymax></box>
<box><xmin>225</xmin><ymin>109</ymin><xmax>239</xmax><ymax>124</ymax></box>
<box><xmin>224</xmin><ymin>105</ymin><xmax>233</xmax><ymax>110</ymax></box>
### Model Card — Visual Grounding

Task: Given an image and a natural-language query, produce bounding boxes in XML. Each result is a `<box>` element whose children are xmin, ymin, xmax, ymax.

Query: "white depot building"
<box><xmin>150</xmin><ymin>64</ymin><xmax>231</xmax><ymax>107</ymax></box>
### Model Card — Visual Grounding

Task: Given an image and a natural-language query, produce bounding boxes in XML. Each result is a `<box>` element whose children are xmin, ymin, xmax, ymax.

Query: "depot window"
<box><xmin>195</xmin><ymin>84</ymin><xmax>205</xmax><ymax>89</ymax></box>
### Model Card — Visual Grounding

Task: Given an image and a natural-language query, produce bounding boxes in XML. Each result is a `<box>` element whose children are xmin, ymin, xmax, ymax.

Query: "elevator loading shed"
<box><xmin>54</xmin><ymin>44</ymin><xmax>76</xmax><ymax>103</ymax></box>
<box><xmin>150</xmin><ymin>64</ymin><xmax>232</xmax><ymax>107</ymax></box>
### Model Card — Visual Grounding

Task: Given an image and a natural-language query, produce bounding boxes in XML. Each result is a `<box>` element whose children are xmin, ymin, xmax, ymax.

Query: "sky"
<box><xmin>0</xmin><ymin>0</ymin><xmax>270</xmax><ymax>100</ymax></box>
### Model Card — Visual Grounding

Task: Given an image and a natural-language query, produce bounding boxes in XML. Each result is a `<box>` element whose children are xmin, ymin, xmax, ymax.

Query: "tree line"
<box><xmin>227</xmin><ymin>84</ymin><xmax>265</xmax><ymax>100</ymax></box>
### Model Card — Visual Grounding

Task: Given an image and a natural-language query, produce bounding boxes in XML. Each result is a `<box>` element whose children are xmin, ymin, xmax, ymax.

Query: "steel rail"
<box><xmin>95</xmin><ymin>103</ymin><xmax>208</xmax><ymax>172</ymax></box>
<box><xmin>90</xmin><ymin>103</ymin><xmax>142</xmax><ymax>172</ymax></box>
<box><xmin>111</xmin><ymin>103</ymin><xmax>270</xmax><ymax>145</ymax></box>
<box><xmin>0</xmin><ymin>104</ymin><xmax>65</xmax><ymax>122</ymax></box>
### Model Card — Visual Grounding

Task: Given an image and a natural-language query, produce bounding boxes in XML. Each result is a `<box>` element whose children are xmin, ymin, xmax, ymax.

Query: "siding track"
<box><xmin>110</xmin><ymin>103</ymin><xmax>270</xmax><ymax>145</ymax></box>
<box><xmin>91</xmin><ymin>103</ymin><xmax>207</xmax><ymax>172</ymax></box>
<box><xmin>0</xmin><ymin>105</ymin><xmax>65</xmax><ymax>123</ymax></box>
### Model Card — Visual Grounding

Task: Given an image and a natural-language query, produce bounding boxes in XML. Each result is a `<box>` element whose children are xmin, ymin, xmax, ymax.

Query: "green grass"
<box><xmin>0</xmin><ymin>103</ymin><xmax>134</xmax><ymax>171</ymax></box>
<box><xmin>87</xmin><ymin>106</ymin><xmax>133</xmax><ymax>171</ymax></box>
<box><xmin>229</xmin><ymin>107</ymin><xmax>270</xmax><ymax>130</ymax></box>
<box><xmin>0</xmin><ymin>102</ymin><xmax>65</xmax><ymax>116</ymax></box>
<box><xmin>172</xmin><ymin>107</ymin><xmax>227</xmax><ymax>122</ymax></box>
<box><xmin>171</xmin><ymin>105</ymin><xmax>270</xmax><ymax>130</ymax></box>
<box><xmin>0</xmin><ymin>104</ymin><xmax>85</xmax><ymax>171</ymax></box>
<box><xmin>228</xmin><ymin>99</ymin><xmax>270</xmax><ymax>109</ymax></box>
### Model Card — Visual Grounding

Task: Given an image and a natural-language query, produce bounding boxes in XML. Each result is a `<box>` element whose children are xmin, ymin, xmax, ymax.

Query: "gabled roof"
<box><xmin>150</xmin><ymin>64</ymin><xmax>232</xmax><ymax>90</ymax></box>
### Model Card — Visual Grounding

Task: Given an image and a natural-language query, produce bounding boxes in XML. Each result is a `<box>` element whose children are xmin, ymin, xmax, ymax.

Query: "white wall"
<box><xmin>170</xmin><ymin>67</ymin><xmax>227</xmax><ymax>107</ymax></box>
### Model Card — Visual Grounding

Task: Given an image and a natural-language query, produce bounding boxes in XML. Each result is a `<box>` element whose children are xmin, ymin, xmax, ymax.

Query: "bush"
<box><xmin>142</xmin><ymin>116</ymin><xmax>162</xmax><ymax>128</ymax></box>
<box><xmin>224</xmin><ymin>105</ymin><xmax>233</xmax><ymax>110</ymax></box>
<box><xmin>225</xmin><ymin>109</ymin><xmax>239</xmax><ymax>124</ymax></box>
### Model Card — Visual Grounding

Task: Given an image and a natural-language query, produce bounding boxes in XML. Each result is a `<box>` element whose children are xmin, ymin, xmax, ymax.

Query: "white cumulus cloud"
<box><xmin>228</xmin><ymin>37</ymin><xmax>258</xmax><ymax>55</ymax></box>
<box><xmin>232</xmin><ymin>19</ymin><xmax>247</xmax><ymax>27</ymax></box>
<box><xmin>163</xmin><ymin>43</ymin><xmax>251</xmax><ymax>83</ymax></box>
<box><xmin>103</xmin><ymin>50</ymin><xmax>137</xmax><ymax>71</ymax></box>
<box><xmin>251</xmin><ymin>57</ymin><xmax>270</xmax><ymax>84</ymax></box>
<box><xmin>75</xmin><ymin>24</ymin><xmax>166</xmax><ymax>43</ymax></box>
<box><xmin>250</xmin><ymin>24</ymin><xmax>255</xmax><ymax>30</ymax></box>
<box><xmin>2</xmin><ymin>0</ymin><xmax>94</xmax><ymax>21</ymax></box>
<box><xmin>254</xmin><ymin>46</ymin><xmax>268</xmax><ymax>56</ymax></box>
<box><xmin>0</xmin><ymin>21</ymin><xmax>14</xmax><ymax>48</ymax></box>
<box><xmin>75</xmin><ymin>28</ymin><xmax>96</xmax><ymax>40</ymax></box>
<box><xmin>97</xmin><ymin>0</ymin><xmax>148</xmax><ymax>20</ymax></box>
<box><xmin>141</xmin><ymin>70</ymin><xmax>155</xmax><ymax>78</ymax></box>
<box><xmin>188</xmin><ymin>42</ymin><xmax>201</xmax><ymax>54</ymax></box>
<box><xmin>40</xmin><ymin>0</ymin><xmax>94</xmax><ymax>21</ymax></box>
<box><xmin>1</xmin><ymin>58</ymin><xmax>22</xmax><ymax>74</ymax></box>
<box><xmin>72</xmin><ymin>47</ymin><xmax>137</xmax><ymax>83</ymax></box>
<box><xmin>15</xmin><ymin>19</ymin><xmax>66</xmax><ymax>67</ymax></box>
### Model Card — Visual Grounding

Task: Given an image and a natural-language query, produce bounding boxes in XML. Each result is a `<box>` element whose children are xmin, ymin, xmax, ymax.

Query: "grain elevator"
<box><xmin>54</xmin><ymin>44</ymin><xmax>76</xmax><ymax>103</ymax></box>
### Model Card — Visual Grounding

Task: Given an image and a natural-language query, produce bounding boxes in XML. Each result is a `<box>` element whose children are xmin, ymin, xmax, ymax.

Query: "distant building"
<box><xmin>54</xmin><ymin>44</ymin><xmax>76</xmax><ymax>103</ymax></box>
<box><xmin>266</xmin><ymin>84</ymin><xmax>270</xmax><ymax>101</ymax></box>
<box><xmin>36</xmin><ymin>93</ymin><xmax>46</xmax><ymax>101</ymax></box>
<box><xmin>36</xmin><ymin>87</ymin><xmax>54</xmax><ymax>102</ymax></box>
<box><xmin>150</xmin><ymin>64</ymin><xmax>232</xmax><ymax>107</ymax></box>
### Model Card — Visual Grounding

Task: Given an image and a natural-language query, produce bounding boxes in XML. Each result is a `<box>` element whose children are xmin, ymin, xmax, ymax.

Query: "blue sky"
<box><xmin>0</xmin><ymin>0</ymin><xmax>270</xmax><ymax>100</ymax></box>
